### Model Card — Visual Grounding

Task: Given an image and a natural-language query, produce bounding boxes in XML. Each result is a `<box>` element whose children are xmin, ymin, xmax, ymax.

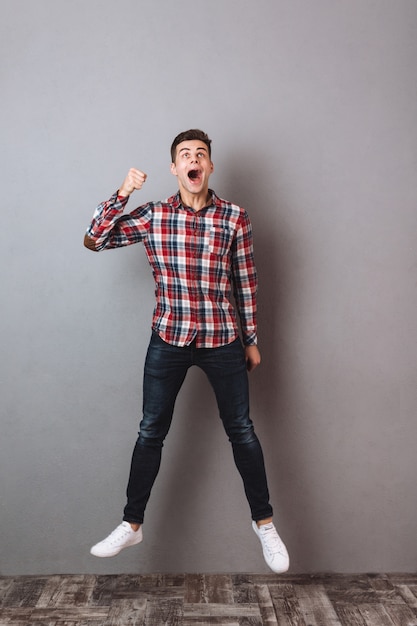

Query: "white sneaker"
<box><xmin>90</xmin><ymin>522</ymin><xmax>143</xmax><ymax>558</ymax></box>
<box><xmin>252</xmin><ymin>521</ymin><xmax>289</xmax><ymax>574</ymax></box>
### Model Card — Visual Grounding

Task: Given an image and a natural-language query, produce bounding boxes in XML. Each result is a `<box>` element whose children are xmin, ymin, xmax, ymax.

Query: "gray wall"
<box><xmin>1</xmin><ymin>0</ymin><xmax>416</xmax><ymax>575</ymax></box>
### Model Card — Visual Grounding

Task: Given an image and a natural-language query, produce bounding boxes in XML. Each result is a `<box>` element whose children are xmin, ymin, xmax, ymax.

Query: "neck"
<box><xmin>179</xmin><ymin>188</ymin><xmax>211</xmax><ymax>212</ymax></box>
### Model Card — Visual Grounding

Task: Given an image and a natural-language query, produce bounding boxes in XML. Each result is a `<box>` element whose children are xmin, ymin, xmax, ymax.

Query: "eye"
<box><xmin>197</xmin><ymin>152</ymin><xmax>205</xmax><ymax>158</ymax></box>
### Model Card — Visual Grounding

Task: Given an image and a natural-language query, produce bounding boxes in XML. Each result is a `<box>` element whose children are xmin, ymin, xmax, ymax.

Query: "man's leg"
<box><xmin>198</xmin><ymin>338</ymin><xmax>273</xmax><ymax>522</ymax></box>
<box><xmin>90</xmin><ymin>332</ymin><xmax>189</xmax><ymax>557</ymax></box>
<box><xmin>198</xmin><ymin>338</ymin><xmax>289</xmax><ymax>573</ymax></box>
<box><xmin>123</xmin><ymin>332</ymin><xmax>190</xmax><ymax>523</ymax></box>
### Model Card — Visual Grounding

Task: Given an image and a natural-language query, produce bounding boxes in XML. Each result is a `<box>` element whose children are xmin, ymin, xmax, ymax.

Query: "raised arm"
<box><xmin>84</xmin><ymin>169</ymin><xmax>149</xmax><ymax>252</ymax></box>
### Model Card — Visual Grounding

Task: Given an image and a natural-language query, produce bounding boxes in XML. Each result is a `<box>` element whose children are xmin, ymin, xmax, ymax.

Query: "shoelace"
<box><xmin>260</xmin><ymin>526</ymin><xmax>285</xmax><ymax>556</ymax></box>
<box><xmin>107</xmin><ymin>524</ymin><xmax>131</xmax><ymax>545</ymax></box>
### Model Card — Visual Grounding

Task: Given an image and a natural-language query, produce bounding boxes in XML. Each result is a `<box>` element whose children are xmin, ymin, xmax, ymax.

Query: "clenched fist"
<box><xmin>118</xmin><ymin>168</ymin><xmax>147</xmax><ymax>197</ymax></box>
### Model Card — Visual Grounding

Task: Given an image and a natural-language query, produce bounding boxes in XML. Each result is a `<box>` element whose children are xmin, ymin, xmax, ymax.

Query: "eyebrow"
<box><xmin>179</xmin><ymin>146</ymin><xmax>208</xmax><ymax>153</ymax></box>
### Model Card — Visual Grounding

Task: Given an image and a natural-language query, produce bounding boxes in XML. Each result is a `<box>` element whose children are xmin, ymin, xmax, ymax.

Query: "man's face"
<box><xmin>170</xmin><ymin>140</ymin><xmax>214</xmax><ymax>195</ymax></box>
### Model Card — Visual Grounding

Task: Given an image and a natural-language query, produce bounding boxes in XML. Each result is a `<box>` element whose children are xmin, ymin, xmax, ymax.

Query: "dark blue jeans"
<box><xmin>123</xmin><ymin>332</ymin><xmax>273</xmax><ymax>524</ymax></box>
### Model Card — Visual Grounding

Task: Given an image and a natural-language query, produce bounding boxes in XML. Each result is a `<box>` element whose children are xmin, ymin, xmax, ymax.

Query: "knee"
<box><xmin>226</xmin><ymin>423</ymin><xmax>257</xmax><ymax>446</ymax></box>
<box><xmin>137</xmin><ymin>432</ymin><xmax>165</xmax><ymax>449</ymax></box>
<box><xmin>138</xmin><ymin>412</ymin><xmax>171</xmax><ymax>447</ymax></box>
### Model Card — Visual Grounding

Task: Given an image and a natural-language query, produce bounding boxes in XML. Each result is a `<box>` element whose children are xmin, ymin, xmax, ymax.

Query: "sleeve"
<box><xmin>231</xmin><ymin>210</ymin><xmax>258</xmax><ymax>346</ymax></box>
<box><xmin>84</xmin><ymin>191</ymin><xmax>152</xmax><ymax>251</ymax></box>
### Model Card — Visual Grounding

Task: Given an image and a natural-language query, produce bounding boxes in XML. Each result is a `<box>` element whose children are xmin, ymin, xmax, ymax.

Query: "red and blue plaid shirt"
<box><xmin>85</xmin><ymin>189</ymin><xmax>258</xmax><ymax>348</ymax></box>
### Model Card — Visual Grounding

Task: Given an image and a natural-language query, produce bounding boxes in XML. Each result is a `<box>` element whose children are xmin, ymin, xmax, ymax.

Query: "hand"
<box><xmin>118</xmin><ymin>168</ymin><xmax>147</xmax><ymax>197</ymax></box>
<box><xmin>245</xmin><ymin>345</ymin><xmax>261</xmax><ymax>372</ymax></box>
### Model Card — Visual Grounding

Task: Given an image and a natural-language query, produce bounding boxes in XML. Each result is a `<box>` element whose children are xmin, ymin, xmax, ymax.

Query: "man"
<box><xmin>84</xmin><ymin>129</ymin><xmax>289</xmax><ymax>573</ymax></box>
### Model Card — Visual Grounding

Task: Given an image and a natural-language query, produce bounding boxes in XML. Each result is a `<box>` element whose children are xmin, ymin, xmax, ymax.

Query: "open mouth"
<box><xmin>188</xmin><ymin>169</ymin><xmax>201</xmax><ymax>181</ymax></box>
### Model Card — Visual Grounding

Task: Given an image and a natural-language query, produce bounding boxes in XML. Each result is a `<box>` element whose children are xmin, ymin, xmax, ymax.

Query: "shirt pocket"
<box><xmin>208</xmin><ymin>226</ymin><xmax>233</xmax><ymax>256</ymax></box>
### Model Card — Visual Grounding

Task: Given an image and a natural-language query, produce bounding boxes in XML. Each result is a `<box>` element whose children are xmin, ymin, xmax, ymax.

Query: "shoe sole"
<box><xmin>90</xmin><ymin>546</ymin><xmax>124</xmax><ymax>558</ymax></box>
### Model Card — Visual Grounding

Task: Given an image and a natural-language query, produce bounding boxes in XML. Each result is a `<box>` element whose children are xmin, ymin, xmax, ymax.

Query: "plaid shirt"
<box><xmin>85</xmin><ymin>189</ymin><xmax>258</xmax><ymax>348</ymax></box>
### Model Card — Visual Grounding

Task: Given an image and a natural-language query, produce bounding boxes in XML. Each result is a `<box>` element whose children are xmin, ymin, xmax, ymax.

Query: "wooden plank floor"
<box><xmin>1</xmin><ymin>573</ymin><xmax>417</xmax><ymax>625</ymax></box>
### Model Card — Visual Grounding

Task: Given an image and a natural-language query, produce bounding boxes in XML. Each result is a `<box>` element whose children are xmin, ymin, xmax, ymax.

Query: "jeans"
<box><xmin>123</xmin><ymin>331</ymin><xmax>273</xmax><ymax>524</ymax></box>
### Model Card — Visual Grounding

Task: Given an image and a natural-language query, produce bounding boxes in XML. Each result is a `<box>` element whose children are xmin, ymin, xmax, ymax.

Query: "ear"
<box><xmin>170</xmin><ymin>162</ymin><xmax>177</xmax><ymax>176</ymax></box>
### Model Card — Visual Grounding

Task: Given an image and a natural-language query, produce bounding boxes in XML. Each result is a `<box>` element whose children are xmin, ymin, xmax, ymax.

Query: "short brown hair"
<box><xmin>170</xmin><ymin>129</ymin><xmax>212</xmax><ymax>162</ymax></box>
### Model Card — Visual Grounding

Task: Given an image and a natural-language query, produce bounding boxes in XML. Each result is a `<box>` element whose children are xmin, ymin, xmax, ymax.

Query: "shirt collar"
<box><xmin>170</xmin><ymin>189</ymin><xmax>219</xmax><ymax>212</ymax></box>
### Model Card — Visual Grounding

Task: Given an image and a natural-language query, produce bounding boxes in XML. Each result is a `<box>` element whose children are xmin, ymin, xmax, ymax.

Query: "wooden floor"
<box><xmin>1</xmin><ymin>573</ymin><xmax>417</xmax><ymax>625</ymax></box>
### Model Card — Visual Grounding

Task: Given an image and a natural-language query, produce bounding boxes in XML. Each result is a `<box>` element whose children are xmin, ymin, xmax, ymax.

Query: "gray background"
<box><xmin>1</xmin><ymin>0</ymin><xmax>416</xmax><ymax>575</ymax></box>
